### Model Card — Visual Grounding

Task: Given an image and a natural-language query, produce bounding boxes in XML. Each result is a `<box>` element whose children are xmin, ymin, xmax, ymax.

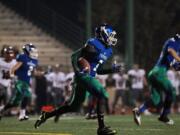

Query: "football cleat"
<box><xmin>97</xmin><ymin>126</ymin><xmax>117</xmax><ymax>135</ymax></box>
<box><xmin>19</xmin><ymin>115</ymin><xmax>29</xmax><ymax>121</ymax></box>
<box><xmin>158</xmin><ymin>116</ymin><xmax>174</xmax><ymax>125</ymax></box>
<box><xmin>132</xmin><ymin>107</ymin><xmax>141</xmax><ymax>126</ymax></box>
<box><xmin>34</xmin><ymin>111</ymin><xmax>48</xmax><ymax>129</ymax></box>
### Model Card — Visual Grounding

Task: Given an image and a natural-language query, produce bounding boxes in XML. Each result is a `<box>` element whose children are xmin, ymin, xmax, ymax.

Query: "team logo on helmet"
<box><xmin>95</xmin><ymin>24</ymin><xmax>117</xmax><ymax>46</ymax></box>
<box><xmin>23</xmin><ymin>43</ymin><xmax>38</xmax><ymax>59</ymax></box>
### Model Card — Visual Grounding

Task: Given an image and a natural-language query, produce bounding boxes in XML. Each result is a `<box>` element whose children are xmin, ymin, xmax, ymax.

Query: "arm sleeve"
<box><xmin>167</xmin><ymin>41</ymin><xmax>176</xmax><ymax>50</ymax></box>
<box><xmin>16</xmin><ymin>54</ymin><xmax>25</xmax><ymax>63</ymax></box>
<box><xmin>81</xmin><ymin>44</ymin><xmax>98</xmax><ymax>60</ymax></box>
<box><xmin>71</xmin><ymin>48</ymin><xmax>82</xmax><ymax>73</ymax></box>
<box><xmin>97</xmin><ymin>63</ymin><xmax>115</xmax><ymax>75</ymax></box>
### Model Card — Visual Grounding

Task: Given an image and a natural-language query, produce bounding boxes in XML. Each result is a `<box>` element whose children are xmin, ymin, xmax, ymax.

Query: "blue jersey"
<box><xmin>156</xmin><ymin>38</ymin><xmax>180</xmax><ymax>69</ymax></box>
<box><xmin>15</xmin><ymin>54</ymin><xmax>38</xmax><ymax>84</ymax></box>
<box><xmin>86</xmin><ymin>38</ymin><xmax>113</xmax><ymax>77</ymax></box>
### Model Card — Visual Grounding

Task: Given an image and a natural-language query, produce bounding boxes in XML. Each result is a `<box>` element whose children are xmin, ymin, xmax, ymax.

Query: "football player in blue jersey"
<box><xmin>35</xmin><ymin>24</ymin><xmax>121</xmax><ymax>135</ymax></box>
<box><xmin>133</xmin><ymin>34</ymin><xmax>180</xmax><ymax>126</ymax></box>
<box><xmin>0</xmin><ymin>44</ymin><xmax>38</xmax><ymax>121</ymax></box>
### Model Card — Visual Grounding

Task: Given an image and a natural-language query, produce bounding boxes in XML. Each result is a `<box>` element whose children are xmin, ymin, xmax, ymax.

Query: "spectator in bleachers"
<box><xmin>46</xmin><ymin>64</ymin><xmax>66</xmax><ymax>107</ymax></box>
<box><xmin>112</xmin><ymin>72</ymin><xmax>129</xmax><ymax>114</ymax></box>
<box><xmin>128</xmin><ymin>64</ymin><xmax>147</xmax><ymax>107</ymax></box>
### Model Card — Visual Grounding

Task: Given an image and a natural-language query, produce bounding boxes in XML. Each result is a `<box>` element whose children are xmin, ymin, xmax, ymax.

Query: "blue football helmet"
<box><xmin>22</xmin><ymin>43</ymin><xmax>38</xmax><ymax>59</ymax></box>
<box><xmin>95</xmin><ymin>24</ymin><xmax>117</xmax><ymax>46</ymax></box>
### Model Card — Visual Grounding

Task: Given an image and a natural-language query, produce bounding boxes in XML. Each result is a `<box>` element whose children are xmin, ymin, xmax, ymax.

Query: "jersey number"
<box><xmin>27</xmin><ymin>66</ymin><xmax>34</xmax><ymax>76</ymax></box>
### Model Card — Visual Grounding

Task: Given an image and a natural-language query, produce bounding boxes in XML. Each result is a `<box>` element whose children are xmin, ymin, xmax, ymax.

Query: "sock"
<box><xmin>139</xmin><ymin>103</ymin><xmax>147</xmax><ymax>113</ymax></box>
<box><xmin>139</xmin><ymin>98</ymin><xmax>154</xmax><ymax>114</ymax></box>
<box><xmin>88</xmin><ymin>105</ymin><xmax>94</xmax><ymax>115</ymax></box>
<box><xmin>19</xmin><ymin>109</ymin><xmax>26</xmax><ymax>117</ymax></box>
<box><xmin>97</xmin><ymin>114</ymin><xmax>105</xmax><ymax>129</ymax></box>
<box><xmin>21</xmin><ymin>97</ymin><xmax>29</xmax><ymax>109</ymax></box>
<box><xmin>161</xmin><ymin>108</ymin><xmax>170</xmax><ymax>118</ymax></box>
<box><xmin>96</xmin><ymin>99</ymin><xmax>105</xmax><ymax>129</ymax></box>
<box><xmin>160</xmin><ymin>94</ymin><xmax>172</xmax><ymax>118</ymax></box>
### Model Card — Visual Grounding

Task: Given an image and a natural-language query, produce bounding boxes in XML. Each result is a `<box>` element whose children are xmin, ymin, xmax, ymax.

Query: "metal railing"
<box><xmin>1</xmin><ymin>0</ymin><xmax>85</xmax><ymax>50</ymax></box>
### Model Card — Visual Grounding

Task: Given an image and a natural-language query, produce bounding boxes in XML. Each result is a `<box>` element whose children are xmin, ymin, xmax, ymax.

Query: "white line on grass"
<box><xmin>119</xmin><ymin>128</ymin><xmax>164</xmax><ymax>131</ymax></box>
<box><xmin>80</xmin><ymin>127</ymin><xmax>164</xmax><ymax>132</ymax></box>
<box><xmin>0</xmin><ymin>132</ymin><xmax>71</xmax><ymax>135</ymax></box>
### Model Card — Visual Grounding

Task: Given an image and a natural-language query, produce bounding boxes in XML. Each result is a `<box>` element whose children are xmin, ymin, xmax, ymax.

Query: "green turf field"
<box><xmin>0</xmin><ymin>114</ymin><xmax>180</xmax><ymax>135</ymax></box>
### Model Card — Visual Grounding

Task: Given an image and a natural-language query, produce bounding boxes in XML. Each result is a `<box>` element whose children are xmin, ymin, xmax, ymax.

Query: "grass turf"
<box><xmin>0</xmin><ymin>114</ymin><xmax>180</xmax><ymax>135</ymax></box>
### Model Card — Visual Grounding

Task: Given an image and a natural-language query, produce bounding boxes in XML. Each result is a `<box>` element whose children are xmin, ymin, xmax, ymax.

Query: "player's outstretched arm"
<box><xmin>168</xmin><ymin>48</ymin><xmax>180</xmax><ymax>62</ymax></box>
<box><xmin>168</xmin><ymin>48</ymin><xmax>180</xmax><ymax>70</ymax></box>
<box><xmin>97</xmin><ymin>62</ymin><xmax>123</xmax><ymax>75</ymax></box>
<box><xmin>10</xmin><ymin>62</ymin><xmax>23</xmax><ymax>77</ymax></box>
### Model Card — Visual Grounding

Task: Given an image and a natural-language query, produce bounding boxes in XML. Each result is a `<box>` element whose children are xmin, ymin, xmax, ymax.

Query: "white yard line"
<box><xmin>0</xmin><ymin>132</ymin><xmax>71</xmax><ymax>135</ymax></box>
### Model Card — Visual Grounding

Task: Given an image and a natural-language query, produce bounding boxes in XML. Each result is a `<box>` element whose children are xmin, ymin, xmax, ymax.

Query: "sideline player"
<box><xmin>133</xmin><ymin>34</ymin><xmax>180</xmax><ymax>125</ymax></box>
<box><xmin>0</xmin><ymin>46</ymin><xmax>16</xmax><ymax>109</ymax></box>
<box><xmin>35</xmin><ymin>24</ymin><xmax>121</xmax><ymax>135</ymax></box>
<box><xmin>0</xmin><ymin>44</ymin><xmax>38</xmax><ymax>121</ymax></box>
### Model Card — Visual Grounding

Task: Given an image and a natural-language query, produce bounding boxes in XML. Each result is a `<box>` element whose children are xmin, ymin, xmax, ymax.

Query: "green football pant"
<box><xmin>46</xmin><ymin>74</ymin><xmax>109</xmax><ymax>117</ymax></box>
<box><xmin>148</xmin><ymin>66</ymin><xmax>176</xmax><ymax>106</ymax></box>
<box><xmin>10</xmin><ymin>80</ymin><xmax>31</xmax><ymax>106</ymax></box>
<box><xmin>63</xmin><ymin>74</ymin><xmax>108</xmax><ymax>111</ymax></box>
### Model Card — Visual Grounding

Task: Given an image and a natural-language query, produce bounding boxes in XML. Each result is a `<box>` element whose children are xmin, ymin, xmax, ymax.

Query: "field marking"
<box><xmin>0</xmin><ymin>132</ymin><xmax>71</xmax><ymax>135</ymax></box>
<box><xmin>119</xmin><ymin>128</ymin><xmax>164</xmax><ymax>131</ymax></box>
<box><xmin>30</xmin><ymin>117</ymin><xmax>76</xmax><ymax>121</ymax></box>
<box><xmin>81</xmin><ymin>127</ymin><xmax>164</xmax><ymax>131</ymax></box>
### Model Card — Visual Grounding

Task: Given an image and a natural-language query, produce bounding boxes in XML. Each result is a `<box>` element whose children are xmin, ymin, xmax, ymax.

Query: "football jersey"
<box><xmin>128</xmin><ymin>69</ymin><xmax>145</xmax><ymax>89</ymax></box>
<box><xmin>15</xmin><ymin>54</ymin><xmax>38</xmax><ymax>84</ymax></box>
<box><xmin>96</xmin><ymin>74</ymin><xmax>108</xmax><ymax>87</ymax></box>
<box><xmin>0</xmin><ymin>57</ymin><xmax>16</xmax><ymax>87</ymax></box>
<box><xmin>85</xmin><ymin>38</ymin><xmax>113</xmax><ymax>77</ymax></box>
<box><xmin>156</xmin><ymin>38</ymin><xmax>180</xmax><ymax>69</ymax></box>
<box><xmin>46</xmin><ymin>72</ymin><xmax>65</xmax><ymax>89</ymax></box>
<box><xmin>112</xmin><ymin>73</ymin><xmax>128</xmax><ymax>90</ymax></box>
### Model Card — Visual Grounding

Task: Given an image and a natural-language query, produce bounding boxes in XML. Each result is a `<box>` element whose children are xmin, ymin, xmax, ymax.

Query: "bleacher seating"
<box><xmin>0</xmin><ymin>2</ymin><xmax>73</xmax><ymax>70</ymax></box>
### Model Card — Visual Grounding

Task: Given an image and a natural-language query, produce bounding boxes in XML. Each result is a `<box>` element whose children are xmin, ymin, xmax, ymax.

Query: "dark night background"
<box><xmin>1</xmin><ymin>0</ymin><xmax>180</xmax><ymax>71</ymax></box>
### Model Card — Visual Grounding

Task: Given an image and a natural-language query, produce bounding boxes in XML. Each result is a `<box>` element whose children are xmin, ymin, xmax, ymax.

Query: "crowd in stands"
<box><xmin>0</xmin><ymin>46</ymin><xmax>180</xmax><ymax>117</ymax></box>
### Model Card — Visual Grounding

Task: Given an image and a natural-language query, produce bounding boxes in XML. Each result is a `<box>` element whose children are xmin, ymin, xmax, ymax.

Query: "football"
<box><xmin>78</xmin><ymin>57</ymin><xmax>91</xmax><ymax>73</ymax></box>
